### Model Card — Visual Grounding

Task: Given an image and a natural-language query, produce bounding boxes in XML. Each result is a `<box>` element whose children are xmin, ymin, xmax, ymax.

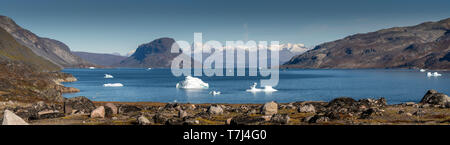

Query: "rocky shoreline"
<box><xmin>1</xmin><ymin>89</ymin><xmax>449</xmax><ymax>125</ymax></box>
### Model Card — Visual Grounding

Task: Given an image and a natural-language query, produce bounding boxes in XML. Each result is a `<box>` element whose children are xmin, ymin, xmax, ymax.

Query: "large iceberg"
<box><xmin>103</xmin><ymin>83</ymin><xmax>124</xmax><ymax>87</ymax></box>
<box><xmin>176</xmin><ymin>76</ymin><xmax>209</xmax><ymax>89</ymax></box>
<box><xmin>246</xmin><ymin>83</ymin><xmax>278</xmax><ymax>93</ymax></box>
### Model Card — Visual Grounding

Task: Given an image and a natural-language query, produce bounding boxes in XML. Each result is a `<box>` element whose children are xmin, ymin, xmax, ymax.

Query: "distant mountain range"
<box><xmin>0</xmin><ymin>15</ymin><xmax>93</xmax><ymax>68</ymax></box>
<box><xmin>284</xmin><ymin>18</ymin><xmax>450</xmax><ymax>69</ymax></box>
<box><xmin>72</xmin><ymin>51</ymin><xmax>127</xmax><ymax>66</ymax></box>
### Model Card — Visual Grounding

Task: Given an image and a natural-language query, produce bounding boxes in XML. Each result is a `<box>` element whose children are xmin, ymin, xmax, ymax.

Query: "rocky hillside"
<box><xmin>284</xmin><ymin>18</ymin><xmax>450</xmax><ymax>69</ymax></box>
<box><xmin>117</xmin><ymin>37</ymin><xmax>184</xmax><ymax>68</ymax></box>
<box><xmin>0</xmin><ymin>27</ymin><xmax>77</xmax><ymax>102</ymax></box>
<box><xmin>0</xmin><ymin>27</ymin><xmax>60</xmax><ymax>71</ymax></box>
<box><xmin>73</xmin><ymin>51</ymin><xmax>127</xmax><ymax>66</ymax></box>
<box><xmin>0</xmin><ymin>15</ymin><xmax>93</xmax><ymax>68</ymax></box>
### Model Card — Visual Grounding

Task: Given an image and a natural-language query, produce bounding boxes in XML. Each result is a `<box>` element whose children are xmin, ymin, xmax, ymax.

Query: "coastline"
<box><xmin>2</xmin><ymin>89</ymin><xmax>449</xmax><ymax>125</ymax></box>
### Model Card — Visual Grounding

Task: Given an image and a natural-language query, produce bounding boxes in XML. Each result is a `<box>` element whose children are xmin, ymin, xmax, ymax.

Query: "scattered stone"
<box><xmin>90</xmin><ymin>106</ymin><xmax>105</xmax><ymax>118</ymax></box>
<box><xmin>261</xmin><ymin>115</ymin><xmax>272</xmax><ymax>121</ymax></box>
<box><xmin>298</xmin><ymin>104</ymin><xmax>316</xmax><ymax>113</ymax></box>
<box><xmin>179</xmin><ymin>110</ymin><xmax>188</xmax><ymax>118</ymax></box>
<box><xmin>271</xmin><ymin>114</ymin><xmax>290</xmax><ymax>124</ymax></box>
<box><xmin>187</xmin><ymin>104</ymin><xmax>196</xmax><ymax>110</ymax></box>
<box><xmin>404</xmin><ymin>102</ymin><xmax>416</xmax><ymax>106</ymax></box>
<box><xmin>105</xmin><ymin>103</ymin><xmax>118</xmax><ymax>114</ymax></box>
<box><xmin>118</xmin><ymin>105</ymin><xmax>142</xmax><ymax>114</ymax></box>
<box><xmin>64</xmin><ymin>96</ymin><xmax>96</xmax><ymax>114</ymax></box>
<box><xmin>308</xmin><ymin>115</ymin><xmax>329</xmax><ymax>123</ymax></box>
<box><xmin>104</xmin><ymin>106</ymin><xmax>114</xmax><ymax>118</ymax></box>
<box><xmin>230</xmin><ymin>116</ymin><xmax>266</xmax><ymax>125</ymax></box>
<box><xmin>303</xmin><ymin>116</ymin><xmax>314</xmax><ymax>123</ymax></box>
<box><xmin>225</xmin><ymin>118</ymin><xmax>232</xmax><ymax>125</ymax></box>
<box><xmin>2</xmin><ymin>110</ymin><xmax>29</xmax><ymax>125</ymax></box>
<box><xmin>261</xmin><ymin>101</ymin><xmax>278</xmax><ymax>115</ymax></box>
<box><xmin>420</xmin><ymin>90</ymin><xmax>450</xmax><ymax>105</ymax></box>
<box><xmin>398</xmin><ymin>110</ymin><xmax>405</xmax><ymax>114</ymax></box>
<box><xmin>154</xmin><ymin>113</ymin><xmax>174</xmax><ymax>124</ymax></box>
<box><xmin>413</xmin><ymin>110</ymin><xmax>426</xmax><ymax>117</ymax></box>
<box><xmin>207</xmin><ymin>105</ymin><xmax>223</xmax><ymax>115</ymax></box>
<box><xmin>138</xmin><ymin>116</ymin><xmax>151</xmax><ymax>125</ymax></box>
<box><xmin>405</xmin><ymin>113</ymin><xmax>413</xmax><ymax>116</ymax></box>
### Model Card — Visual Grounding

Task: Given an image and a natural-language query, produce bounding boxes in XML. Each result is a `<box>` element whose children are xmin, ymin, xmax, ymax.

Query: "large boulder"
<box><xmin>261</xmin><ymin>101</ymin><xmax>278</xmax><ymax>115</ymax></box>
<box><xmin>2</xmin><ymin>110</ymin><xmax>29</xmax><ymax>125</ymax></box>
<box><xmin>118</xmin><ymin>105</ymin><xmax>142</xmax><ymax>114</ymax></box>
<box><xmin>90</xmin><ymin>106</ymin><xmax>105</xmax><ymax>118</ymax></box>
<box><xmin>207</xmin><ymin>105</ymin><xmax>223</xmax><ymax>115</ymax></box>
<box><xmin>138</xmin><ymin>116</ymin><xmax>151</xmax><ymax>125</ymax></box>
<box><xmin>105</xmin><ymin>103</ymin><xmax>118</xmax><ymax>115</ymax></box>
<box><xmin>270</xmin><ymin>114</ymin><xmax>290</xmax><ymax>124</ymax></box>
<box><xmin>298</xmin><ymin>104</ymin><xmax>316</xmax><ymax>113</ymax></box>
<box><xmin>230</xmin><ymin>116</ymin><xmax>266</xmax><ymax>125</ymax></box>
<box><xmin>420</xmin><ymin>90</ymin><xmax>450</xmax><ymax>105</ymax></box>
<box><xmin>64</xmin><ymin>96</ymin><xmax>96</xmax><ymax>114</ymax></box>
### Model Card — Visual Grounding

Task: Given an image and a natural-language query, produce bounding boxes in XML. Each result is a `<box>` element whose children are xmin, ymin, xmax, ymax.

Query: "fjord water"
<box><xmin>62</xmin><ymin>68</ymin><xmax>450</xmax><ymax>104</ymax></box>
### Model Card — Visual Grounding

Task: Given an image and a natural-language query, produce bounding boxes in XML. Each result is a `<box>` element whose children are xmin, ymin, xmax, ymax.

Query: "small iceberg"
<box><xmin>147</xmin><ymin>68</ymin><xmax>152</xmax><ymax>70</ymax></box>
<box><xmin>209</xmin><ymin>91</ymin><xmax>221</xmax><ymax>96</ymax></box>
<box><xmin>104</xmin><ymin>74</ymin><xmax>114</xmax><ymax>78</ymax></box>
<box><xmin>89</xmin><ymin>67</ymin><xmax>95</xmax><ymax>69</ymax></box>
<box><xmin>246</xmin><ymin>83</ymin><xmax>278</xmax><ymax>93</ymax></box>
<box><xmin>103</xmin><ymin>83</ymin><xmax>124</xmax><ymax>87</ymax></box>
<box><xmin>419</xmin><ymin>69</ymin><xmax>426</xmax><ymax>72</ymax></box>
<box><xmin>427</xmin><ymin>72</ymin><xmax>442</xmax><ymax>77</ymax></box>
<box><xmin>176</xmin><ymin>76</ymin><xmax>209</xmax><ymax>89</ymax></box>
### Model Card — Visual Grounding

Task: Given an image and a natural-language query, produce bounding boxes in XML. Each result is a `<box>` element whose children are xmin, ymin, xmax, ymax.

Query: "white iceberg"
<box><xmin>103</xmin><ymin>83</ymin><xmax>124</xmax><ymax>87</ymax></box>
<box><xmin>246</xmin><ymin>83</ymin><xmax>278</xmax><ymax>93</ymax></box>
<box><xmin>210</xmin><ymin>91</ymin><xmax>221</xmax><ymax>96</ymax></box>
<box><xmin>419</xmin><ymin>69</ymin><xmax>426</xmax><ymax>72</ymax></box>
<box><xmin>427</xmin><ymin>72</ymin><xmax>442</xmax><ymax>77</ymax></box>
<box><xmin>176</xmin><ymin>76</ymin><xmax>209</xmax><ymax>89</ymax></box>
<box><xmin>147</xmin><ymin>68</ymin><xmax>152</xmax><ymax>70</ymax></box>
<box><xmin>89</xmin><ymin>67</ymin><xmax>95</xmax><ymax>69</ymax></box>
<box><xmin>104</xmin><ymin>74</ymin><xmax>114</xmax><ymax>78</ymax></box>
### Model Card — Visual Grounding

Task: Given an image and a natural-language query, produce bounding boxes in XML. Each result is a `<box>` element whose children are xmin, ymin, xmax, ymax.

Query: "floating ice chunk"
<box><xmin>427</xmin><ymin>72</ymin><xmax>442</xmax><ymax>77</ymax></box>
<box><xmin>104</xmin><ymin>74</ymin><xmax>114</xmax><ymax>78</ymax></box>
<box><xmin>246</xmin><ymin>83</ymin><xmax>278</xmax><ymax>93</ymax></box>
<box><xmin>176</xmin><ymin>76</ymin><xmax>209</xmax><ymax>89</ymax></box>
<box><xmin>89</xmin><ymin>67</ymin><xmax>95</xmax><ymax>69</ymax></box>
<box><xmin>147</xmin><ymin>68</ymin><xmax>152</xmax><ymax>70</ymax></box>
<box><xmin>210</xmin><ymin>91</ymin><xmax>221</xmax><ymax>96</ymax></box>
<box><xmin>103</xmin><ymin>83</ymin><xmax>124</xmax><ymax>87</ymax></box>
<box><xmin>419</xmin><ymin>69</ymin><xmax>426</xmax><ymax>72</ymax></box>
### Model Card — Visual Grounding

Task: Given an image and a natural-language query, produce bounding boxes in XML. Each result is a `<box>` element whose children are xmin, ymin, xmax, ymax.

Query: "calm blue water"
<box><xmin>62</xmin><ymin>68</ymin><xmax>450</xmax><ymax>104</ymax></box>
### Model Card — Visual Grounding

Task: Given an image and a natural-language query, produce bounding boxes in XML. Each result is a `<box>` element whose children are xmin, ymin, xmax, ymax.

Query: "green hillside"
<box><xmin>0</xmin><ymin>27</ymin><xmax>60</xmax><ymax>71</ymax></box>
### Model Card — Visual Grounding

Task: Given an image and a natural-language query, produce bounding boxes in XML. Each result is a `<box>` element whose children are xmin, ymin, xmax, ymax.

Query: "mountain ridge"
<box><xmin>283</xmin><ymin>18</ymin><xmax>450</xmax><ymax>69</ymax></box>
<box><xmin>0</xmin><ymin>15</ymin><xmax>93</xmax><ymax>68</ymax></box>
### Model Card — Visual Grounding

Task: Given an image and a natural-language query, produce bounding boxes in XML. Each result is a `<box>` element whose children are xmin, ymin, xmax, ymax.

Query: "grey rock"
<box><xmin>261</xmin><ymin>101</ymin><xmax>278</xmax><ymax>115</ymax></box>
<box><xmin>64</xmin><ymin>96</ymin><xmax>96</xmax><ymax>114</ymax></box>
<box><xmin>420</xmin><ymin>90</ymin><xmax>450</xmax><ymax>105</ymax></box>
<box><xmin>207</xmin><ymin>105</ymin><xmax>223</xmax><ymax>115</ymax></box>
<box><xmin>270</xmin><ymin>114</ymin><xmax>290</xmax><ymax>124</ymax></box>
<box><xmin>2</xmin><ymin>110</ymin><xmax>29</xmax><ymax>125</ymax></box>
<box><xmin>298</xmin><ymin>104</ymin><xmax>316</xmax><ymax>113</ymax></box>
<box><xmin>90</xmin><ymin>106</ymin><xmax>105</xmax><ymax>118</ymax></box>
<box><xmin>138</xmin><ymin>116</ymin><xmax>151</xmax><ymax>125</ymax></box>
<box><xmin>105</xmin><ymin>103</ymin><xmax>118</xmax><ymax>115</ymax></box>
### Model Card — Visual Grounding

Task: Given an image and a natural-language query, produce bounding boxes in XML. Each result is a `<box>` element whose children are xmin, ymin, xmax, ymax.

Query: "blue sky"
<box><xmin>1</xmin><ymin>0</ymin><xmax>449</xmax><ymax>55</ymax></box>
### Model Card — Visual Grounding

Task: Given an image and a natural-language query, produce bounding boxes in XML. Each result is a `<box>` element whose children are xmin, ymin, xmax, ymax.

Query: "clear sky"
<box><xmin>1</xmin><ymin>0</ymin><xmax>449</xmax><ymax>55</ymax></box>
